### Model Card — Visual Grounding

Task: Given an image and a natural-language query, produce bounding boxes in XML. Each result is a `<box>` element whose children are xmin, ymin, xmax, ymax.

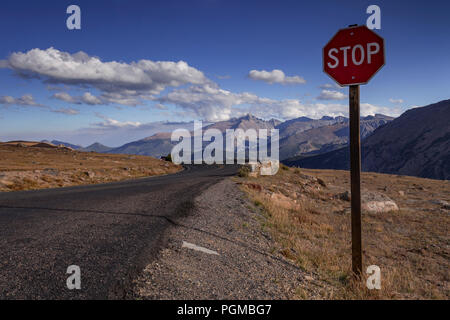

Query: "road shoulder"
<box><xmin>130</xmin><ymin>178</ymin><xmax>323</xmax><ymax>299</ymax></box>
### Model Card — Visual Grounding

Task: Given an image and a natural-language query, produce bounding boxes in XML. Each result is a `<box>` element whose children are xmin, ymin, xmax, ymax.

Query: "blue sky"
<box><xmin>0</xmin><ymin>0</ymin><xmax>449</xmax><ymax>146</ymax></box>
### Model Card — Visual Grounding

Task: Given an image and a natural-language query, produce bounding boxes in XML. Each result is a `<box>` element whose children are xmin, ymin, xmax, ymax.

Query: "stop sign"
<box><xmin>323</xmin><ymin>25</ymin><xmax>385</xmax><ymax>86</ymax></box>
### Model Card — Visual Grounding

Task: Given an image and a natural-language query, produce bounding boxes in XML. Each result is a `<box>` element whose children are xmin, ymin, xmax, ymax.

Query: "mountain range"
<box><xmin>41</xmin><ymin>140</ymin><xmax>114</xmax><ymax>153</ymax></box>
<box><xmin>43</xmin><ymin>113</ymin><xmax>393</xmax><ymax>160</ymax></box>
<box><xmin>284</xmin><ymin>99</ymin><xmax>450</xmax><ymax>180</ymax></box>
<box><xmin>92</xmin><ymin>113</ymin><xmax>392</xmax><ymax>160</ymax></box>
<box><xmin>278</xmin><ymin>114</ymin><xmax>393</xmax><ymax>159</ymax></box>
<box><xmin>39</xmin><ymin>99</ymin><xmax>449</xmax><ymax>180</ymax></box>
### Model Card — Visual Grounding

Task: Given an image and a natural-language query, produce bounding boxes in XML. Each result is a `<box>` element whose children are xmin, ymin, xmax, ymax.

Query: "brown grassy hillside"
<box><xmin>0</xmin><ymin>142</ymin><xmax>181</xmax><ymax>192</ymax></box>
<box><xmin>237</xmin><ymin>166</ymin><xmax>449</xmax><ymax>299</ymax></box>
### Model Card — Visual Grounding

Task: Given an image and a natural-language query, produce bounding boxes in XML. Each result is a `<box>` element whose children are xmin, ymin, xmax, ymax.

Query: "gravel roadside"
<box><xmin>130</xmin><ymin>178</ymin><xmax>325</xmax><ymax>299</ymax></box>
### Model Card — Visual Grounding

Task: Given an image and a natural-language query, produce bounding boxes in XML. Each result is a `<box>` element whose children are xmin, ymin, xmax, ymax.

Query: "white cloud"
<box><xmin>389</xmin><ymin>98</ymin><xmax>404</xmax><ymax>104</ymax></box>
<box><xmin>52</xmin><ymin>91</ymin><xmax>138</xmax><ymax>106</ymax></box>
<box><xmin>81</xmin><ymin>92</ymin><xmax>103</xmax><ymax>105</ymax></box>
<box><xmin>92</xmin><ymin>113</ymin><xmax>142</xmax><ymax>129</ymax></box>
<box><xmin>98</xmin><ymin>92</ymin><xmax>142</xmax><ymax>106</ymax></box>
<box><xmin>360</xmin><ymin>103</ymin><xmax>402</xmax><ymax>117</ymax></box>
<box><xmin>248</xmin><ymin>69</ymin><xmax>306</xmax><ymax>85</ymax></box>
<box><xmin>319</xmin><ymin>83</ymin><xmax>342</xmax><ymax>89</ymax></box>
<box><xmin>154</xmin><ymin>103</ymin><xmax>168</xmax><ymax>110</ymax></box>
<box><xmin>52</xmin><ymin>92</ymin><xmax>76</xmax><ymax>103</ymax></box>
<box><xmin>158</xmin><ymin>84</ymin><xmax>235</xmax><ymax>121</ymax></box>
<box><xmin>158</xmin><ymin>83</ymin><xmax>402</xmax><ymax>121</ymax></box>
<box><xmin>51</xmin><ymin>108</ymin><xmax>80</xmax><ymax>115</ymax></box>
<box><xmin>0</xmin><ymin>48</ymin><xmax>401</xmax><ymax>125</ymax></box>
<box><xmin>2</xmin><ymin>47</ymin><xmax>209</xmax><ymax>106</ymax></box>
<box><xmin>0</xmin><ymin>93</ymin><xmax>82</xmax><ymax>115</ymax></box>
<box><xmin>0</xmin><ymin>94</ymin><xmax>45</xmax><ymax>107</ymax></box>
<box><xmin>317</xmin><ymin>90</ymin><xmax>347</xmax><ymax>100</ymax></box>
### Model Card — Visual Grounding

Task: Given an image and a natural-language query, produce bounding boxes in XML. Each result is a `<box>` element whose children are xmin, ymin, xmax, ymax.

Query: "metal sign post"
<box><xmin>323</xmin><ymin>25</ymin><xmax>385</xmax><ymax>275</ymax></box>
<box><xmin>349</xmin><ymin>85</ymin><xmax>362</xmax><ymax>274</ymax></box>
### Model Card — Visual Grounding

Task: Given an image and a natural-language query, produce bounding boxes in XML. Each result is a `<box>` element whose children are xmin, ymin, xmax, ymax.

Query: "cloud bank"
<box><xmin>0</xmin><ymin>94</ymin><xmax>79</xmax><ymax>115</ymax></box>
<box><xmin>389</xmin><ymin>98</ymin><xmax>404</xmax><ymax>104</ymax></box>
<box><xmin>0</xmin><ymin>94</ymin><xmax>44</xmax><ymax>107</ymax></box>
<box><xmin>0</xmin><ymin>48</ymin><xmax>402</xmax><ymax>124</ymax></box>
<box><xmin>317</xmin><ymin>89</ymin><xmax>347</xmax><ymax>100</ymax></box>
<box><xmin>248</xmin><ymin>69</ymin><xmax>306</xmax><ymax>85</ymax></box>
<box><xmin>157</xmin><ymin>83</ymin><xmax>397</xmax><ymax>121</ymax></box>
<box><xmin>319</xmin><ymin>83</ymin><xmax>342</xmax><ymax>89</ymax></box>
<box><xmin>1</xmin><ymin>47</ymin><xmax>209</xmax><ymax>106</ymax></box>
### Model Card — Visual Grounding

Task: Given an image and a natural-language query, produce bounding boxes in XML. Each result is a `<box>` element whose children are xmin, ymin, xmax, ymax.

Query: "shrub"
<box><xmin>238</xmin><ymin>165</ymin><xmax>251</xmax><ymax>177</ymax></box>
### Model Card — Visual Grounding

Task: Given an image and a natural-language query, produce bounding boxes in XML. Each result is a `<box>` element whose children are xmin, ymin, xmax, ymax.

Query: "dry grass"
<box><xmin>0</xmin><ymin>144</ymin><xmax>181</xmax><ymax>191</ymax></box>
<box><xmin>237</xmin><ymin>167</ymin><xmax>450</xmax><ymax>299</ymax></box>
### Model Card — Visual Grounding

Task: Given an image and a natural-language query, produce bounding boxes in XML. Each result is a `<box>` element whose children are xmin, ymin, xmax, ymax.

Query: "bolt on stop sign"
<box><xmin>323</xmin><ymin>25</ymin><xmax>385</xmax><ymax>86</ymax></box>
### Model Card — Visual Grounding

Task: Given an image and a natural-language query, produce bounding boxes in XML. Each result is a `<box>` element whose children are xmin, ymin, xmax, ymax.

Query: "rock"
<box><xmin>363</xmin><ymin>200</ymin><xmax>399</xmax><ymax>213</ymax></box>
<box><xmin>84</xmin><ymin>171</ymin><xmax>95</xmax><ymax>178</ymax></box>
<box><xmin>43</xmin><ymin>168</ymin><xmax>59</xmax><ymax>176</ymax></box>
<box><xmin>398</xmin><ymin>190</ymin><xmax>405</xmax><ymax>196</ymax></box>
<box><xmin>431</xmin><ymin>200</ymin><xmax>450</xmax><ymax>210</ymax></box>
<box><xmin>317</xmin><ymin>178</ymin><xmax>326</xmax><ymax>187</ymax></box>
<box><xmin>248</xmin><ymin>160</ymin><xmax>280</xmax><ymax>176</ymax></box>
<box><xmin>337</xmin><ymin>191</ymin><xmax>351</xmax><ymax>201</ymax></box>
<box><xmin>362</xmin><ymin>191</ymin><xmax>399</xmax><ymax>213</ymax></box>
<box><xmin>244</xmin><ymin>183</ymin><xmax>262</xmax><ymax>192</ymax></box>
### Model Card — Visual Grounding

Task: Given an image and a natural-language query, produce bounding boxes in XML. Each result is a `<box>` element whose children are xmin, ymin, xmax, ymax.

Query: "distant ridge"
<box><xmin>107</xmin><ymin>133</ymin><xmax>175</xmax><ymax>158</ymax></box>
<box><xmin>277</xmin><ymin>114</ymin><xmax>393</xmax><ymax>159</ymax></box>
<box><xmin>284</xmin><ymin>99</ymin><xmax>450</xmax><ymax>180</ymax></box>
<box><xmin>60</xmin><ymin>113</ymin><xmax>393</xmax><ymax>159</ymax></box>
<box><xmin>82</xmin><ymin>142</ymin><xmax>113</xmax><ymax>153</ymax></box>
<box><xmin>205</xmin><ymin>113</ymin><xmax>280</xmax><ymax>132</ymax></box>
<box><xmin>41</xmin><ymin>140</ymin><xmax>83</xmax><ymax>150</ymax></box>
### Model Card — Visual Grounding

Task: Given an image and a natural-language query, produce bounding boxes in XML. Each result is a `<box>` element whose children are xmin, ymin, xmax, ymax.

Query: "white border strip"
<box><xmin>182</xmin><ymin>241</ymin><xmax>219</xmax><ymax>255</ymax></box>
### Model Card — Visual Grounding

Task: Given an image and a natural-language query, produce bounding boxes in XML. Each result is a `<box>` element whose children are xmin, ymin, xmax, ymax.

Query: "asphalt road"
<box><xmin>0</xmin><ymin>164</ymin><xmax>238</xmax><ymax>299</ymax></box>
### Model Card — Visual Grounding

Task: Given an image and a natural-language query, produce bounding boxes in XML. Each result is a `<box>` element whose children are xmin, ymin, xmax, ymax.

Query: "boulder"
<box><xmin>336</xmin><ymin>191</ymin><xmax>351</xmax><ymax>201</ymax></box>
<box><xmin>431</xmin><ymin>200</ymin><xmax>450</xmax><ymax>210</ymax></box>
<box><xmin>362</xmin><ymin>191</ymin><xmax>399</xmax><ymax>213</ymax></box>
<box><xmin>247</xmin><ymin>160</ymin><xmax>280</xmax><ymax>176</ymax></box>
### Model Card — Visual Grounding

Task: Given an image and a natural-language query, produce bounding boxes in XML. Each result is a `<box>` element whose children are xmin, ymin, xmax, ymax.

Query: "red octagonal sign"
<box><xmin>323</xmin><ymin>25</ymin><xmax>385</xmax><ymax>86</ymax></box>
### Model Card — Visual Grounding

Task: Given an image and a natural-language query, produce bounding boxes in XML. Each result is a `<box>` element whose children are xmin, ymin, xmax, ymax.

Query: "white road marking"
<box><xmin>182</xmin><ymin>241</ymin><xmax>219</xmax><ymax>255</ymax></box>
